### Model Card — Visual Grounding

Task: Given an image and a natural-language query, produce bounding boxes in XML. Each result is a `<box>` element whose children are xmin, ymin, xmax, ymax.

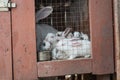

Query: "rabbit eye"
<box><xmin>57</xmin><ymin>34</ymin><xmax>61</xmax><ymax>36</ymax></box>
<box><xmin>42</xmin><ymin>43</ymin><xmax>46</xmax><ymax>46</ymax></box>
<box><xmin>80</xmin><ymin>37</ymin><xmax>84</xmax><ymax>40</ymax></box>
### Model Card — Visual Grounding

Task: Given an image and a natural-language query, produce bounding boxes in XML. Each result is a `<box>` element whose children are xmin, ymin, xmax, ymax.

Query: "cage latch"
<box><xmin>0</xmin><ymin>0</ymin><xmax>16</xmax><ymax>11</ymax></box>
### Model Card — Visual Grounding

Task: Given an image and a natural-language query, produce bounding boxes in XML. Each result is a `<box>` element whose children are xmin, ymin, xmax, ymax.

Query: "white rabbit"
<box><xmin>56</xmin><ymin>31</ymin><xmax>63</xmax><ymax>36</ymax></box>
<box><xmin>52</xmin><ymin>48</ymin><xmax>69</xmax><ymax>60</ymax></box>
<box><xmin>40</xmin><ymin>40</ymin><xmax>51</xmax><ymax>51</ymax></box>
<box><xmin>56</xmin><ymin>31</ymin><xmax>73</xmax><ymax>41</ymax></box>
<box><xmin>54</xmin><ymin>38</ymin><xmax>91</xmax><ymax>60</ymax></box>
<box><xmin>55</xmin><ymin>31</ymin><xmax>65</xmax><ymax>41</ymax></box>
<box><xmin>44</xmin><ymin>33</ymin><xmax>59</xmax><ymax>49</ymax></box>
<box><xmin>45</xmin><ymin>33</ymin><xmax>56</xmax><ymax>43</ymax></box>
<box><xmin>80</xmin><ymin>32</ymin><xmax>89</xmax><ymax>40</ymax></box>
<box><xmin>36</xmin><ymin>6</ymin><xmax>58</xmax><ymax>52</ymax></box>
<box><xmin>67</xmin><ymin>33</ymin><xmax>73</xmax><ymax>39</ymax></box>
<box><xmin>73</xmin><ymin>31</ymin><xmax>89</xmax><ymax>40</ymax></box>
<box><xmin>73</xmin><ymin>31</ymin><xmax>80</xmax><ymax>38</ymax></box>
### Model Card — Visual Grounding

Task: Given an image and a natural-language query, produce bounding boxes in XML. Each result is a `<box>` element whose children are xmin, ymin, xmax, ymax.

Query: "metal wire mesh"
<box><xmin>35</xmin><ymin>0</ymin><xmax>89</xmax><ymax>33</ymax></box>
<box><xmin>35</xmin><ymin>0</ymin><xmax>91</xmax><ymax>61</ymax></box>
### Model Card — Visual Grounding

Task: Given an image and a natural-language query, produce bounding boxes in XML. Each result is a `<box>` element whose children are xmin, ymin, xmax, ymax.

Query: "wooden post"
<box><xmin>0</xmin><ymin>12</ymin><xmax>13</xmax><ymax>80</ymax></box>
<box><xmin>11</xmin><ymin>0</ymin><xmax>38</xmax><ymax>80</ymax></box>
<box><xmin>89</xmin><ymin>0</ymin><xmax>114</xmax><ymax>74</ymax></box>
<box><xmin>113</xmin><ymin>0</ymin><xmax>120</xmax><ymax>80</ymax></box>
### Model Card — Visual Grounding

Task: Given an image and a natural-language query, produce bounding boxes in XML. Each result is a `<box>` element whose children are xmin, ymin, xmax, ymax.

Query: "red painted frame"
<box><xmin>0</xmin><ymin>12</ymin><xmax>13</xmax><ymax>80</ymax></box>
<box><xmin>38</xmin><ymin>59</ymin><xmax>92</xmax><ymax>77</ymax></box>
<box><xmin>11</xmin><ymin>0</ymin><xmax>38</xmax><ymax>80</ymax></box>
<box><xmin>9</xmin><ymin>0</ymin><xmax>115</xmax><ymax>80</ymax></box>
<box><xmin>89</xmin><ymin>0</ymin><xmax>114</xmax><ymax>74</ymax></box>
<box><xmin>37</xmin><ymin>0</ymin><xmax>114</xmax><ymax>77</ymax></box>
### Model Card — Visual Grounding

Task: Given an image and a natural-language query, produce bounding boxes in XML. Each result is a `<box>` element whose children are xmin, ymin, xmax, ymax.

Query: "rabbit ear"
<box><xmin>36</xmin><ymin>6</ymin><xmax>53</xmax><ymax>23</ymax></box>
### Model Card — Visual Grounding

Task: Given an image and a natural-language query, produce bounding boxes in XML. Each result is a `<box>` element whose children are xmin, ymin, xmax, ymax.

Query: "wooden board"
<box><xmin>89</xmin><ymin>0</ymin><xmax>114</xmax><ymax>74</ymax></box>
<box><xmin>11</xmin><ymin>0</ymin><xmax>38</xmax><ymax>80</ymax></box>
<box><xmin>113</xmin><ymin>0</ymin><xmax>120</xmax><ymax>80</ymax></box>
<box><xmin>0</xmin><ymin>12</ymin><xmax>12</xmax><ymax>80</ymax></box>
<box><xmin>38</xmin><ymin>59</ymin><xmax>92</xmax><ymax>77</ymax></box>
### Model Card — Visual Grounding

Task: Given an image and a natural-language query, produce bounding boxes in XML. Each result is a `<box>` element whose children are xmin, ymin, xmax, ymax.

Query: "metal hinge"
<box><xmin>0</xmin><ymin>0</ymin><xmax>16</xmax><ymax>11</ymax></box>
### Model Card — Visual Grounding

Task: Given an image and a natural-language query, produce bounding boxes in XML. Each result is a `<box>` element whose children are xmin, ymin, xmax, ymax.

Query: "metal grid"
<box><xmin>35</xmin><ymin>0</ymin><xmax>89</xmax><ymax>33</ymax></box>
<box><xmin>35</xmin><ymin>0</ymin><xmax>91</xmax><ymax>61</ymax></box>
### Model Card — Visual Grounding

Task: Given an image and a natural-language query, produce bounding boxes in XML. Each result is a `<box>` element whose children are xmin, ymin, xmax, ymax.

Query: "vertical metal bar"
<box><xmin>65</xmin><ymin>9</ymin><xmax>67</xmax><ymax>26</ymax></box>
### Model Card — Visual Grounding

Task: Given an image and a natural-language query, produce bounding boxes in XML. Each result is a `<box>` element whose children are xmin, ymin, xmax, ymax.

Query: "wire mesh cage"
<box><xmin>35</xmin><ymin>0</ymin><xmax>91</xmax><ymax>61</ymax></box>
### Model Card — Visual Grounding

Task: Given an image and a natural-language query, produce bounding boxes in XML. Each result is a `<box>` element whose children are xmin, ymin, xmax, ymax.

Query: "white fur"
<box><xmin>45</xmin><ymin>33</ymin><xmax>56</xmax><ymax>43</ymax></box>
<box><xmin>41</xmin><ymin>40</ymin><xmax>51</xmax><ymax>51</ymax></box>
<box><xmin>80</xmin><ymin>32</ymin><xmax>89</xmax><ymax>40</ymax></box>
<box><xmin>56</xmin><ymin>31</ymin><xmax>73</xmax><ymax>40</ymax></box>
<box><xmin>55</xmin><ymin>31</ymin><xmax>65</xmax><ymax>41</ymax></box>
<box><xmin>73</xmin><ymin>31</ymin><xmax>80</xmax><ymax>38</ymax></box>
<box><xmin>56</xmin><ymin>31</ymin><xmax>63</xmax><ymax>36</ymax></box>
<box><xmin>52</xmin><ymin>48</ymin><xmax>69</xmax><ymax>60</ymax></box>
<box><xmin>53</xmin><ymin>38</ymin><xmax>91</xmax><ymax>60</ymax></box>
<box><xmin>67</xmin><ymin>33</ymin><xmax>73</xmax><ymax>39</ymax></box>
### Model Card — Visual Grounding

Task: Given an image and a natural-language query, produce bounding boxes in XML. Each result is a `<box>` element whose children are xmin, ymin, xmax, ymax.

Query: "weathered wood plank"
<box><xmin>0</xmin><ymin>12</ymin><xmax>12</xmax><ymax>80</ymax></box>
<box><xmin>113</xmin><ymin>0</ymin><xmax>120</xmax><ymax>80</ymax></box>
<box><xmin>11</xmin><ymin>0</ymin><xmax>38</xmax><ymax>80</ymax></box>
<box><xmin>37</xmin><ymin>59</ymin><xmax>92</xmax><ymax>77</ymax></box>
<box><xmin>89</xmin><ymin>0</ymin><xmax>114</xmax><ymax>74</ymax></box>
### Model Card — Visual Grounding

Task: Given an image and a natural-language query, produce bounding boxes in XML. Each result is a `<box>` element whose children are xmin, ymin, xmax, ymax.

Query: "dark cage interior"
<box><xmin>35</xmin><ymin>0</ymin><xmax>91</xmax><ymax>61</ymax></box>
<box><xmin>35</xmin><ymin>0</ymin><xmax>89</xmax><ymax>32</ymax></box>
